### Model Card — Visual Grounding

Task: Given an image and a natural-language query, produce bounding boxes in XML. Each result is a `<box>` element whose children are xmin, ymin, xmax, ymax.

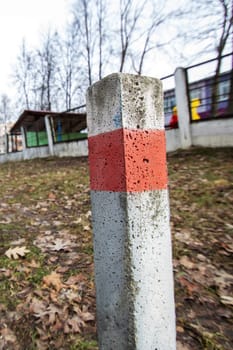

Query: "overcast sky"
<box><xmin>0</xmin><ymin>0</ymin><xmax>70</xmax><ymax>96</ymax></box>
<box><xmin>0</xmin><ymin>0</ymin><xmax>183</xmax><ymax>99</ymax></box>
<box><xmin>0</xmin><ymin>0</ymin><xmax>229</xmax><ymax>101</ymax></box>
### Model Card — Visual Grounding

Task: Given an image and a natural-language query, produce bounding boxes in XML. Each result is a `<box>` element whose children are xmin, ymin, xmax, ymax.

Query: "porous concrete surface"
<box><xmin>91</xmin><ymin>190</ymin><xmax>176</xmax><ymax>350</ymax></box>
<box><xmin>86</xmin><ymin>73</ymin><xmax>164</xmax><ymax>137</ymax></box>
<box><xmin>87</xmin><ymin>72</ymin><xmax>176</xmax><ymax>350</ymax></box>
<box><xmin>88</xmin><ymin>128</ymin><xmax>167</xmax><ymax>192</ymax></box>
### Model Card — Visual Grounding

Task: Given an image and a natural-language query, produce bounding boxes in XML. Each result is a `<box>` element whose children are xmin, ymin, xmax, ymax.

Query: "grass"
<box><xmin>0</xmin><ymin>149</ymin><xmax>232</xmax><ymax>350</ymax></box>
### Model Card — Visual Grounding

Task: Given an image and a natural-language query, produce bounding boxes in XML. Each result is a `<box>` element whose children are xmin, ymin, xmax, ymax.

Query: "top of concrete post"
<box><xmin>86</xmin><ymin>73</ymin><xmax>164</xmax><ymax>136</ymax></box>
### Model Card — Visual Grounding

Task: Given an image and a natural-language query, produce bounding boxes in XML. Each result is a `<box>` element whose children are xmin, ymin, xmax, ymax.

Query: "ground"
<box><xmin>0</xmin><ymin>147</ymin><xmax>232</xmax><ymax>350</ymax></box>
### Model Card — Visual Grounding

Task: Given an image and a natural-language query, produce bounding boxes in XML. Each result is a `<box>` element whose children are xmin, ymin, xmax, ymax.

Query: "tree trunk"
<box><xmin>211</xmin><ymin>58</ymin><xmax>221</xmax><ymax>118</ymax></box>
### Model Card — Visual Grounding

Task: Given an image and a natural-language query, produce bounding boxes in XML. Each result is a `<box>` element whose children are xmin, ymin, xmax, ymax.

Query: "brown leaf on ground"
<box><xmin>46</xmin><ymin>304</ymin><xmax>62</xmax><ymax>325</ymax></box>
<box><xmin>179</xmin><ymin>255</ymin><xmax>195</xmax><ymax>269</ymax></box>
<box><xmin>26</xmin><ymin>259</ymin><xmax>40</xmax><ymax>268</ymax></box>
<box><xmin>64</xmin><ymin>316</ymin><xmax>84</xmax><ymax>334</ymax></box>
<box><xmin>73</xmin><ymin>305</ymin><xmax>95</xmax><ymax>322</ymax></box>
<box><xmin>177</xmin><ymin>341</ymin><xmax>191</xmax><ymax>350</ymax></box>
<box><xmin>65</xmin><ymin>273</ymin><xmax>87</xmax><ymax>286</ymax></box>
<box><xmin>29</xmin><ymin>298</ymin><xmax>47</xmax><ymax>318</ymax></box>
<box><xmin>11</xmin><ymin>238</ymin><xmax>26</xmax><ymax>246</ymax></box>
<box><xmin>48</xmin><ymin>192</ymin><xmax>56</xmax><ymax>200</ymax></box>
<box><xmin>220</xmin><ymin>295</ymin><xmax>233</xmax><ymax>306</ymax></box>
<box><xmin>35</xmin><ymin>339</ymin><xmax>48</xmax><ymax>350</ymax></box>
<box><xmin>42</xmin><ymin>272</ymin><xmax>64</xmax><ymax>292</ymax></box>
<box><xmin>5</xmin><ymin>246</ymin><xmax>30</xmax><ymax>259</ymax></box>
<box><xmin>0</xmin><ymin>327</ymin><xmax>20</xmax><ymax>350</ymax></box>
<box><xmin>33</xmin><ymin>232</ymin><xmax>77</xmax><ymax>253</ymax></box>
<box><xmin>49</xmin><ymin>238</ymin><xmax>73</xmax><ymax>252</ymax></box>
<box><xmin>178</xmin><ymin>276</ymin><xmax>200</xmax><ymax>296</ymax></box>
<box><xmin>213</xmin><ymin>269</ymin><xmax>233</xmax><ymax>296</ymax></box>
<box><xmin>0</xmin><ymin>268</ymin><xmax>12</xmax><ymax>277</ymax></box>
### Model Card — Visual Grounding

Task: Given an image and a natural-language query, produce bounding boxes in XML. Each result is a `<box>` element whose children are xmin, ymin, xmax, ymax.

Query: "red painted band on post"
<box><xmin>88</xmin><ymin>128</ymin><xmax>167</xmax><ymax>192</ymax></box>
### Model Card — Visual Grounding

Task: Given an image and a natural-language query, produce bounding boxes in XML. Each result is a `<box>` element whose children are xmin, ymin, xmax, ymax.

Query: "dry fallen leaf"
<box><xmin>64</xmin><ymin>316</ymin><xmax>84</xmax><ymax>334</ymax></box>
<box><xmin>178</xmin><ymin>276</ymin><xmax>200</xmax><ymax>296</ymax></box>
<box><xmin>0</xmin><ymin>268</ymin><xmax>12</xmax><ymax>277</ymax></box>
<box><xmin>177</xmin><ymin>341</ymin><xmax>191</xmax><ymax>350</ymax></box>
<box><xmin>213</xmin><ymin>179</ymin><xmax>230</xmax><ymax>189</ymax></box>
<box><xmin>5</xmin><ymin>246</ymin><xmax>30</xmax><ymax>259</ymax></box>
<box><xmin>49</xmin><ymin>238</ymin><xmax>72</xmax><ymax>252</ymax></box>
<box><xmin>42</xmin><ymin>272</ymin><xmax>64</xmax><ymax>292</ymax></box>
<box><xmin>179</xmin><ymin>255</ymin><xmax>195</xmax><ymax>269</ymax></box>
<box><xmin>0</xmin><ymin>327</ymin><xmax>19</xmax><ymax>349</ymax></box>
<box><xmin>26</xmin><ymin>259</ymin><xmax>40</xmax><ymax>268</ymax></box>
<box><xmin>48</xmin><ymin>192</ymin><xmax>56</xmax><ymax>200</ymax></box>
<box><xmin>11</xmin><ymin>238</ymin><xmax>26</xmax><ymax>246</ymax></box>
<box><xmin>34</xmin><ymin>232</ymin><xmax>77</xmax><ymax>253</ymax></box>
<box><xmin>65</xmin><ymin>273</ymin><xmax>87</xmax><ymax>286</ymax></box>
<box><xmin>29</xmin><ymin>298</ymin><xmax>47</xmax><ymax>318</ymax></box>
<box><xmin>46</xmin><ymin>304</ymin><xmax>61</xmax><ymax>325</ymax></box>
<box><xmin>176</xmin><ymin>326</ymin><xmax>184</xmax><ymax>333</ymax></box>
<box><xmin>213</xmin><ymin>269</ymin><xmax>233</xmax><ymax>293</ymax></box>
<box><xmin>73</xmin><ymin>305</ymin><xmax>95</xmax><ymax>322</ymax></box>
<box><xmin>220</xmin><ymin>295</ymin><xmax>233</xmax><ymax>306</ymax></box>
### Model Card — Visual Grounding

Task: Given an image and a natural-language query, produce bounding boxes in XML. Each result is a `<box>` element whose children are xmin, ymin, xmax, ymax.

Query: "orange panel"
<box><xmin>124</xmin><ymin>129</ymin><xmax>167</xmax><ymax>192</ymax></box>
<box><xmin>88</xmin><ymin>128</ymin><xmax>167</xmax><ymax>192</ymax></box>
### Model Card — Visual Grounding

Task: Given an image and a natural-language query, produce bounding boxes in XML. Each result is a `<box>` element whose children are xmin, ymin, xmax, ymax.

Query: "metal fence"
<box><xmin>161</xmin><ymin>52</ymin><xmax>233</xmax><ymax>128</ymax></box>
<box><xmin>186</xmin><ymin>52</ymin><xmax>233</xmax><ymax>123</ymax></box>
<box><xmin>51</xmin><ymin>116</ymin><xmax>87</xmax><ymax>144</ymax></box>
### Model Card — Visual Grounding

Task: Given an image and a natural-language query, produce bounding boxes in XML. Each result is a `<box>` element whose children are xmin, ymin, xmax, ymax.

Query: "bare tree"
<box><xmin>129</xmin><ymin>1</ymin><xmax>176</xmax><ymax>75</ymax></box>
<box><xmin>56</xmin><ymin>25</ymin><xmax>86</xmax><ymax>110</ymax></box>
<box><xmin>119</xmin><ymin>0</ymin><xmax>142</xmax><ymax>73</ymax></box>
<box><xmin>70</xmin><ymin>0</ymin><xmax>186</xmax><ymax>80</ymax></box>
<box><xmin>13</xmin><ymin>33</ymin><xmax>59</xmax><ymax>112</ymax></box>
<box><xmin>13</xmin><ymin>40</ymin><xmax>33</xmax><ymax>109</ymax></box>
<box><xmin>0</xmin><ymin>94</ymin><xmax>12</xmax><ymax>133</ymax></box>
<box><xmin>13</xmin><ymin>0</ymin><xmax>232</xmax><ymax>115</ymax></box>
<box><xmin>71</xmin><ymin>0</ymin><xmax>112</xmax><ymax>88</ymax></box>
<box><xmin>84</xmin><ymin>0</ymin><xmax>93</xmax><ymax>85</ymax></box>
<box><xmin>72</xmin><ymin>0</ymin><xmax>94</xmax><ymax>86</ymax></box>
<box><xmin>35</xmin><ymin>30</ymin><xmax>60</xmax><ymax>110</ymax></box>
<box><xmin>96</xmin><ymin>0</ymin><xmax>107</xmax><ymax>80</ymax></box>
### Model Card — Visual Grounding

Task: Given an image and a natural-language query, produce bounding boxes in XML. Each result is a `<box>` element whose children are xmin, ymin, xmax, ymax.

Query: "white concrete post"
<box><xmin>87</xmin><ymin>73</ymin><xmax>176</xmax><ymax>350</ymax></box>
<box><xmin>174</xmin><ymin>67</ymin><xmax>192</xmax><ymax>148</ymax></box>
<box><xmin>44</xmin><ymin>115</ymin><xmax>54</xmax><ymax>156</ymax></box>
<box><xmin>20</xmin><ymin>126</ymin><xmax>27</xmax><ymax>149</ymax></box>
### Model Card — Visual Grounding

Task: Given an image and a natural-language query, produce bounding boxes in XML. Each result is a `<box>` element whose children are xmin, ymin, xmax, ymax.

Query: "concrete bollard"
<box><xmin>86</xmin><ymin>73</ymin><xmax>176</xmax><ymax>350</ymax></box>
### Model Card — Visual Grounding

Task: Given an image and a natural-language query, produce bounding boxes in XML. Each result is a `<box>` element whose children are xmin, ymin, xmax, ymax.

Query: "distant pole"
<box><xmin>44</xmin><ymin>115</ymin><xmax>54</xmax><ymax>156</ymax></box>
<box><xmin>20</xmin><ymin>127</ymin><xmax>27</xmax><ymax>150</ymax></box>
<box><xmin>175</xmin><ymin>67</ymin><xmax>192</xmax><ymax>148</ymax></box>
<box><xmin>87</xmin><ymin>73</ymin><xmax>176</xmax><ymax>350</ymax></box>
<box><xmin>5</xmin><ymin>133</ymin><xmax>8</xmax><ymax>154</ymax></box>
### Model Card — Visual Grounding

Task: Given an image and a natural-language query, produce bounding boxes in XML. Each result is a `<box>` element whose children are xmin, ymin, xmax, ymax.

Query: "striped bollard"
<box><xmin>86</xmin><ymin>73</ymin><xmax>176</xmax><ymax>350</ymax></box>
